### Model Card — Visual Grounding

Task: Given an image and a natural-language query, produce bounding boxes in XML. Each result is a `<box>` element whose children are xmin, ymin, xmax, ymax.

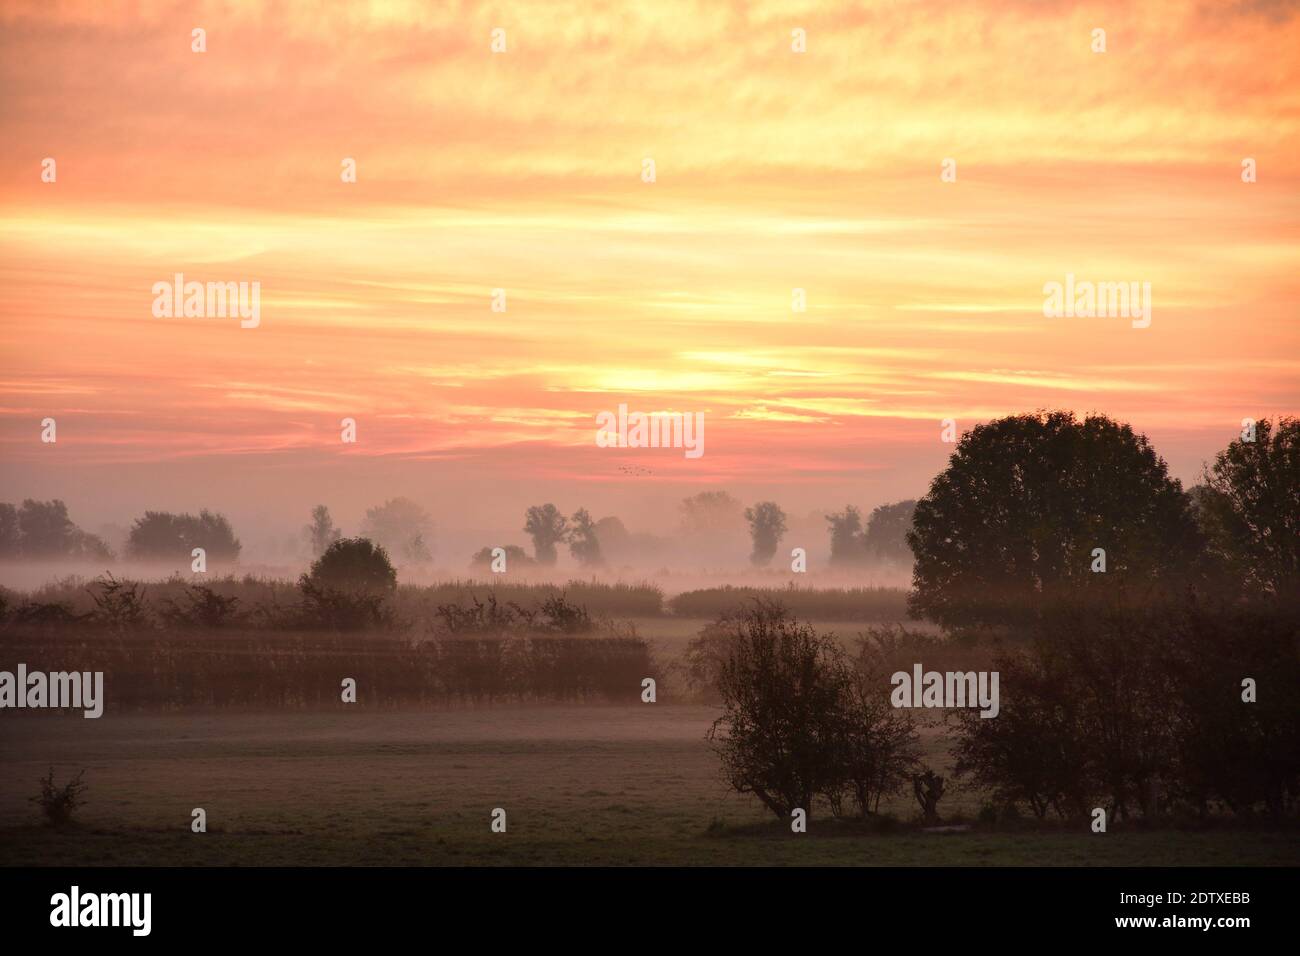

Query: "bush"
<box><xmin>31</xmin><ymin>767</ymin><xmax>88</xmax><ymax>827</ymax></box>
<box><xmin>950</xmin><ymin>595</ymin><xmax>1300</xmax><ymax>820</ymax></box>
<box><xmin>86</xmin><ymin>573</ymin><xmax>148</xmax><ymax>631</ymax></box>
<box><xmin>298</xmin><ymin>538</ymin><xmax>397</xmax><ymax>630</ymax></box>
<box><xmin>160</xmin><ymin>582</ymin><xmax>241</xmax><ymax>628</ymax></box>
<box><xmin>707</xmin><ymin>601</ymin><xmax>922</xmax><ymax>821</ymax></box>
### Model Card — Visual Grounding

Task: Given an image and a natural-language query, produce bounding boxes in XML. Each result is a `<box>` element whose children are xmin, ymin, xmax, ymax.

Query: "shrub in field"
<box><xmin>86</xmin><ymin>573</ymin><xmax>149</xmax><ymax>631</ymax></box>
<box><xmin>298</xmin><ymin>538</ymin><xmax>397</xmax><ymax>630</ymax></box>
<box><xmin>826</xmin><ymin>678</ymin><xmax>921</xmax><ymax>817</ymax></box>
<box><xmin>707</xmin><ymin>601</ymin><xmax>923</xmax><ymax>821</ymax></box>
<box><xmin>160</xmin><ymin>582</ymin><xmax>241</xmax><ymax>628</ymax></box>
<box><xmin>435</xmin><ymin>593</ymin><xmax>528</xmax><ymax>634</ymax></box>
<box><xmin>31</xmin><ymin>767</ymin><xmax>88</xmax><ymax>827</ymax></box>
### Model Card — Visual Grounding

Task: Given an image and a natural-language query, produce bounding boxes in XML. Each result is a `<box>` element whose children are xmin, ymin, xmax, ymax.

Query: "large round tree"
<box><xmin>906</xmin><ymin>412</ymin><xmax>1204</xmax><ymax>629</ymax></box>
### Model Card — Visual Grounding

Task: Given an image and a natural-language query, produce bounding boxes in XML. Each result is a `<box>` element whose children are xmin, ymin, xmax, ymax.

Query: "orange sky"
<box><xmin>1</xmin><ymin>0</ymin><xmax>1298</xmax><ymax>548</ymax></box>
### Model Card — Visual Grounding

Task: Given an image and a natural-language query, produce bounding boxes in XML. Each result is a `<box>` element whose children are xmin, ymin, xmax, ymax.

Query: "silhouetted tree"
<box><xmin>825</xmin><ymin>505</ymin><xmax>866</xmax><ymax>566</ymax></box>
<box><xmin>708</xmin><ymin>602</ymin><xmax>850</xmax><ymax>820</ymax></box>
<box><xmin>127</xmin><ymin>510</ymin><xmax>240</xmax><ymax>562</ymax></box>
<box><xmin>16</xmin><ymin>499</ymin><xmax>75</xmax><ymax>557</ymax></box>
<box><xmin>907</xmin><ymin>412</ymin><xmax>1204</xmax><ymax>629</ymax></box>
<box><xmin>298</xmin><ymin>537</ymin><xmax>397</xmax><ymax>629</ymax></box>
<box><xmin>303</xmin><ymin>537</ymin><xmax>397</xmax><ymax>594</ymax></box>
<box><xmin>743</xmin><ymin>501</ymin><xmax>787</xmax><ymax>567</ymax></box>
<box><xmin>679</xmin><ymin>490</ymin><xmax>742</xmax><ymax>535</ymax></box>
<box><xmin>863</xmin><ymin>500</ymin><xmax>916</xmax><ymax>564</ymax></box>
<box><xmin>593</xmin><ymin>516</ymin><xmax>630</xmax><ymax>561</ymax></box>
<box><xmin>360</xmin><ymin>497</ymin><xmax>433</xmax><ymax>564</ymax></box>
<box><xmin>4</xmin><ymin>499</ymin><xmax>113</xmax><ymax>560</ymax></box>
<box><xmin>1198</xmin><ymin>417</ymin><xmax>1299</xmax><ymax>596</ymax></box>
<box><xmin>524</xmin><ymin>504</ymin><xmax>568</xmax><ymax>565</ymax></box>
<box><xmin>306</xmin><ymin>504</ymin><xmax>341</xmax><ymax>558</ymax></box>
<box><xmin>568</xmin><ymin>508</ymin><xmax>604</xmax><ymax>566</ymax></box>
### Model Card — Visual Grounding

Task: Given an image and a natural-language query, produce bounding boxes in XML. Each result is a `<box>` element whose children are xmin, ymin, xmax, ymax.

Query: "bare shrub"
<box><xmin>31</xmin><ymin>767</ymin><xmax>89</xmax><ymax>827</ymax></box>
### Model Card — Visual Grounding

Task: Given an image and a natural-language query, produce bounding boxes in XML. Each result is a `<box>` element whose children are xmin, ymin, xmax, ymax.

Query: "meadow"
<box><xmin>2</xmin><ymin>613</ymin><xmax>1296</xmax><ymax>866</ymax></box>
<box><xmin>3</xmin><ymin>704</ymin><xmax>1294</xmax><ymax>866</ymax></box>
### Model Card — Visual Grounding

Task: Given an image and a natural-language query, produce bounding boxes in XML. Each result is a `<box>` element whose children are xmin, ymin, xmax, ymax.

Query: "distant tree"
<box><xmin>825</xmin><ymin>505</ymin><xmax>866</xmax><ymax>566</ymax></box>
<box><xmin>469</xmin><ymin>544</ymin><xmax>536</xmax><ymax>571</ymax></box>
<box><xmin>1199</xmin><ymin>417</ymin><xmax>1299</xmax><ymax>595</ymax></box>
<box><xmin>17</xmin><ymin>499</ymin><xmax>76</xmax><ymax>557</ymax></box>
<box><xmin>303</xmin><ymin>537</ymin><xmax>397</xmax><ymax>594</ymax></box>
<box><xmin>126</xmin><ymin>510</ymin><xmax>241</xmax><ymax>562</ymax></box>
<box><xmin>568</xmin><ymin>508</ymin><xmax>604</xmax><ymax>567</ymax></box>
<box><xmin>299</xmin><ymin>537</ymin><xmax>397</xmax><ymax>629</ymax></box>
<box><xmin>679</xmin><ymin>490</ymin><xmax>742</xmax><ymax>535</ymax></box>
<box><xmin>524</xmin><ymin>504</ymin><xmax>568</xmax><ymax>565</ymax></box>
<box><xmin>0</xmin><ymin>503</ymin><xmax>20</xmax><ymax>557</ymax></box>
<box><xmin>360</xmin><ymin>497</ymin><xmax>433</xmax><ymax>565</ymax></box>
<box><xmin>593</xmin><ymin>516</ymin><xmax>630</xmax><ymax>561</ymax></box>
<box><xmin>11</xmin><ymin>499</ymin><xmax>112</xmax><ymax>560</ymax></box>
<box><xmin>907</xmin><ymin>412</ymin><xmax>1204</xmax><ymax>629</ymax></box>
<box><xmin>862</xmin><ymin>500</ymin><xmax>916</xmax><ymax>564</ymax></box>
<box><xmin>306</xmin><ymin>505</ymin><xmax>342</xmax><ymax>558</ymax></box>
<box><xmin>743</xmin><ymin>501</ymin><xmax>787</xmax><ymax>567</ymax></box>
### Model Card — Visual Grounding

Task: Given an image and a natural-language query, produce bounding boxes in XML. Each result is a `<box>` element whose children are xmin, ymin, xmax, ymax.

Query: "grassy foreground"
<box><xmin>1</xmin><ymin>706</ymin><xmax>1295</xmax><ymax>867</ymax></box>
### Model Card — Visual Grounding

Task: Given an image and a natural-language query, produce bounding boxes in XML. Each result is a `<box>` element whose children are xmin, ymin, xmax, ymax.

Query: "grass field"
<box><xmin>2</xmin><ymin>704</ymin><xmax>1295</xmax><ymax>867</ymax></box>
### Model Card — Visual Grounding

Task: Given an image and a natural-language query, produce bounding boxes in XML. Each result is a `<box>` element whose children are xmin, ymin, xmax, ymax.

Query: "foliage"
<box><xmin>908</xmin><ymin>411</ymin><xmax>1204</xmax><ymax>630</ymax></box>
<box><xmin>127</xmin><ymin>509</ymin><xmax>241</xmax><ymax>562</ymax></box>
<box><xmin>743</xmin><ymin>501</ymin><xmax>787</xmax><ymax>567</ymax></box>
<box><xmin>523</xmin><ymin>503</ymin><xmax>568</xmax><ymax>565</ymax></box>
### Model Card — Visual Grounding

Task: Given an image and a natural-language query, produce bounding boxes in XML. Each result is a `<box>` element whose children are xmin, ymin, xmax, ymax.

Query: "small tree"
<box><xmin>299</xmin><ymin>537</ymin><xmax>397</xmax><ymax>629</ymax></box>
<box><xmin>524</xmin><ymin>504</ymin><xmax>569</xmax><ymax>565</ymax></box>
<box><xmin>707</xmin><ymin>602</ymin><xmax>849</xmax><ymax>820</ymax></box>
<box><xmin>679</xmin><ymin>490</ymin><xmax>742</xmax><ymax>535</ymax></box>
<box><xmin>568</xmin><ymin>508</ymin><xmax>604</xmax><ymax>567</ymax></box>
<box><xmin>306</xmin><ymin>505</ymin><xmax>342</xmax><ymax>558</ymax></box>
<box><xmin>825</xmin><ymin>506</ymin><xmax>866</xmax><ymax>566</ymax></box>
<box><xmin>743</xmin><ymin>501</ymin><xmax>787</xmax><ymax>567</ymax></box>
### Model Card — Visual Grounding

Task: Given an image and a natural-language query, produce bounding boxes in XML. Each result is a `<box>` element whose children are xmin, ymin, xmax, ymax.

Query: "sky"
<box><xmin>1</xmin><ymin>0</ymin><xmax>1297</xmax><ymax>557</ymax></box>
